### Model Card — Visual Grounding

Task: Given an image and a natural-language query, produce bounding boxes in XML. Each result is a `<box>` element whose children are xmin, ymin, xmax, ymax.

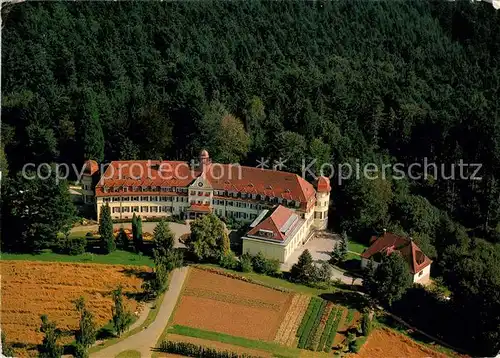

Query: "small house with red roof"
<box><xmin>242</xmin><ymin>204</ymin><xmax>314</xmax><ymax>262</ymax></box>
<box><xmin>360</xmin><ymin>231</ymin><xmax>432</xmax><ymax>285</ymax></box>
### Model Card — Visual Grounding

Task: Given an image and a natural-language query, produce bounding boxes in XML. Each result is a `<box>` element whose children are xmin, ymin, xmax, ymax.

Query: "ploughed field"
<box><xmin>171</xmin><ymin>268</ymin><xmax>294</xmax><ymax>341</ymax></box>
<box><xmin>352</xmin><ymin>328</ymin><xmax>450</xmax><ymax>358</ymax></box>
<box><xmin>1</xmin><ymin>261</ymin><xmax>148</xmax><ymax>352</ymax></box>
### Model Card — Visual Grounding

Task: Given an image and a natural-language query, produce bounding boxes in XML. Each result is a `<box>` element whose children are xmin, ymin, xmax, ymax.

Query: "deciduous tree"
<box><xmin>363</xmin><ymin>252</ymin><xmax>412</xmax><ymax>306</ymax></box>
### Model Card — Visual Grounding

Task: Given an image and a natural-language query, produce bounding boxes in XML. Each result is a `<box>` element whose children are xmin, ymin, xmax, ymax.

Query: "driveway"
<box><xmin>91</xmin><ymin>266</ymin><xmax>189</xmax><ymax>358</ymax></box>
<box><xmin>281</xmin><ymin>233</ymin><xmax>362</xmax><ymax>285</ymax></box>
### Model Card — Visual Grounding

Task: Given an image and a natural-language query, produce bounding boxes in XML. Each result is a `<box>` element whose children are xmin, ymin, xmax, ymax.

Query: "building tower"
<box><xmin>199</xmin><ymin>149</ymin><xmax>211</xmax><ymax>171</ymax></box>
<box><xmin>313</xmin><ymin>176</ymin><xmax>331</xmax><ymax>229</ymax></box>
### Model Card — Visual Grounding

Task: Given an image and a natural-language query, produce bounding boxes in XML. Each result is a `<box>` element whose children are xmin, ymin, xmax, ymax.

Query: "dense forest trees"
<box><xmin>1</xmin><ymin>1</ymin><xmax>499</xmax><ymax>355</ymax></box>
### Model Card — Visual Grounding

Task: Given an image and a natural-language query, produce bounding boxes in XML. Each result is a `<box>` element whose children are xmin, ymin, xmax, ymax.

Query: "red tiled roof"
<box><xmin>316</xmin><ymin>176</ymin><xmax>331</xmax><ymax>193</ymax></box>
<box><xmin>361</xmin><ymin>232</ymin><xmax>432</xmax><ymax>274</ymax></box>
<box><xmin>188</xmin><ymin>204</ymin><xmax>212</xmax><ymax>213</ymax></box>
<box><xmin>95</xmin><ymin>160</ymin><xmax>317</xmax><ymax>209</ymax></box>
<box><xmin>247</xmin><ymin>205</ymin><xmax>300</xmax><ymax>242</ymax></box>
<box><xmin>83</xmin><ymin>160</ymin><xmax>99</xmax><ymax>176</ymax></box>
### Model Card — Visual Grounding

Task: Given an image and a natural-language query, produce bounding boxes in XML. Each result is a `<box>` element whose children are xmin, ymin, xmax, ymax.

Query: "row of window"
<box><xmin>314</xmin><ymin>211</ymin><xmax>327</xmax><ymax>219</ymax></box>
<box><xmin>103</xmin><ymin>196</ymin><xmax>188</xmax><ymax>203</ymax></box>
<box><xmin>111</xmin><ymin>206</ymin><xmax>174</xmax><ymax>213</ymax></box>
<box><xmin>101</xmin><ymin>185</ymin><xmax>301</xmax><ymax>207</ymax></box>
<box><xmin>214</xmin><ymin>209</ymin><xmax>257</xmax><ymax>220</ymax></box>
<box><xmin>190</xmin><ymin>191</ymin><xmax>211</xmax><ymax>197</ymax></box>
<box><xmin>103</xmin><ymin>186</ymin><xmax>188</xmax><ymax>194</ymax></box>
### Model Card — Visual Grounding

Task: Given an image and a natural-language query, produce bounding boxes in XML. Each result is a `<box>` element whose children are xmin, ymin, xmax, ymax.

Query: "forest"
<box><xmin>0</xmin><ymin>1</ymin><xmax>499</xmax><ymax>356</ymax></box>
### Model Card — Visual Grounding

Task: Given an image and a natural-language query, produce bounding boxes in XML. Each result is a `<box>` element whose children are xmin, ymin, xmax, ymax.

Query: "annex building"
<box><xmin>83</xmin><ymin>150</ymin><xmax>331</xmax><ymax>262</ymax></box>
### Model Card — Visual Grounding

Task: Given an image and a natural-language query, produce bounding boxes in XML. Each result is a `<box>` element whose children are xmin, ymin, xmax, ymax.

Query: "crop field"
<box><xmin>1</xmin><ymin>261</ymin><xmax>149</xmax><ymax>350</ymax></box>
<box><xmin>171</xmin><ymin>268</ymin><xmax>293</xmax><ymax>341</ymax></box>
<box><xmin>274</xmin><ymin>294</ymin><xmax>311</xmax><ymax>347</ymax></box>
<box><xmin>292</xmin><ymin>297</ymin><xmax>360</xmax><ymax>353</ymax></box>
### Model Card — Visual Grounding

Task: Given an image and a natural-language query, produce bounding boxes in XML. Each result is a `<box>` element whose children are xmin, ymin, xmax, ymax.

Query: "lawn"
<box><xmin>348</xmin><ymin>241</ymin><xmax>368</xmax><ymax>254</ymax></box>
<box><xmin>115</xmin><ymin>350</ymin><xmax>141</xmax><ymax>358</ymax></box>
<box><xmin>167</xmin><ymin>325</ymin><xmax>302</xmax><ymax>358</ymax></box>
<box><xmin>195</xmin><ymin>264</ymin><xmax>340</xmax><ymax>296</ymax></box>
<box><xmin>1</xmin><ymin>249</ymin><xmax>154</xmax><ymax>267</ymax></box>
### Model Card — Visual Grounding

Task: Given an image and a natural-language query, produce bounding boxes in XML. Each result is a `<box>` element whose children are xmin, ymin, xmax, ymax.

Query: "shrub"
<box><xmin>219</xmin><ymin>251</ymin><xmax>239</xmax><ymax>270</ymax></box>
<box><xmin>239</xmin><ymin>253</ymin><xmax>253</xmax><ymax>272</ymax></box>
<box><xmin>351</xmin><ymin>336</ymin><xmax>367</xmax><ymax>353</ymax></box>
<box><xmin>361</xmin><ymin>312</ymin><xmax>372</xmax><ymax>336</ymax></box>
<box><xmin>158</xmin><ymin>340</ymin><xmax>258</xmax><ymax>358</ymax></box>
<box><xmin>56</xmin><ymin>237</ymin><xmax>87</xmax><ymax>255</ymax></box>
<box><xmin>251</xmin><ymin>252</ymin><xmax>280</xmax><ymax>276</ymax></box>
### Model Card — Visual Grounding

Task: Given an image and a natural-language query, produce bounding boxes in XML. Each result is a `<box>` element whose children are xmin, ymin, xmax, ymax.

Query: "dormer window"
<box><xmin>103</xmin><ymin>186</ymin><xmax>108</xmax><ymax>193</ymax></box>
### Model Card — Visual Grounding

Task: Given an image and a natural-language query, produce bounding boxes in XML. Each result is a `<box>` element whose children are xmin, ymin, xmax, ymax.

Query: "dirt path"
<box><xmin>90</xmin><ymin>267</ymin><xmax>189</xmax><ymax>358</ymax></box>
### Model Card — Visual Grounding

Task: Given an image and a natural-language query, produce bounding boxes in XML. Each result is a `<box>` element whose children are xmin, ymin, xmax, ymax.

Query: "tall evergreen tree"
<box><xmin>73</xmin><ymin>297</ymin><xmax>97</xmax><ymax>357</ymax></box>
<box><xmin>290</xmin><ymin>249</ymin><xmax>314</xmax><ymax>284</ymax></box>
<box><xmin>80</xmin><ymin>89</ymin><xmax>104</xmax><ymax>163</ymax></box>
<box><xmin>131</xmin><ymin>213</ymin><xmax>142</xmax><ymax>252</ymax></box>
<box><xmin>117</xmin><ymin>227</ymin><xmax>129</xmax><ymax>250</ymax></box>
<box><xmin>98</xmin><ymin>204</ymin><xmax>115</xmax><ymax>253</ymax></box>
<box><xmin>111</xmin><ymin>286</ymin><xmax>133</xmax><ymax>337</ymax></box>
<box><xmin>39</xmin><ymin>315</ymin><xmax>63</xmax><ymax>358</ymax></box>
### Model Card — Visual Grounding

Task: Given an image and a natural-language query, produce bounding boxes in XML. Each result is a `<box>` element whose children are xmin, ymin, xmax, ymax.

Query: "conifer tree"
<box><xmin>39</xmin><ymin>315</ymin><xmax>63</xmax><ymax>358</ymax></box>
<box><xmin>80</xmin><ymin>89</ymin><xmax>104</xmax><ymax>163</ymax></box>
<box><xmin>73</xmin><ymin>297</ymin><xmax>97</xmax><ymax>358</ymax></box>
<box><xmin>111</xmin><ymin>286</ymin><xmax>133</xmax><ymax>336</ymax></box>
<box><xmin>290</xmin><ymin>249</ymin><xmax>314</xmax><ymax>284</ymax></box>
<box><xmin>131</xmin><ymin>213</ymin><xmax>141</xmax><ymax>252</ymax></box>
<box><xmin>98</xmin><ymin>204</ymin><xmax>115</xmax><ymax>253</ymax></box>
<box><xmin>117</xmin><ymin>227</ymin><xmax>129</xmax><ymax>250</ymax></box>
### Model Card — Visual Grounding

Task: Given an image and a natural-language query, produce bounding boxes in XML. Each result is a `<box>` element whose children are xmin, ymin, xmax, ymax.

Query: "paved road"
<box><xmin>91</xmin><ymin>267</ymin><xmax>189</xmax><ymax>358</ymax></box>
<box><xmin>281</xmin><ymin>234</ymin><xmax>362</xmax><ymax>285</ymax></box>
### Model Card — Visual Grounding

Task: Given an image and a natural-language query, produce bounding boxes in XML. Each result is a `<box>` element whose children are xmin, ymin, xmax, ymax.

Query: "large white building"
<box><xmin>84</xmin><ymin>150</ymin><xmax>331</xmax><ymax>261</ymax></box>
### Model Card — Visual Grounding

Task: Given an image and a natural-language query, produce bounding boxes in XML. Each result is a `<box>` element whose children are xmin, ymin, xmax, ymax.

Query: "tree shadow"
<box><xmin>119</xmin><ymin>267</ymin><xmax>152</xmax><ymax>281</ymax></box>
<box><xmin>96</xmin><ymin>326</ymin><xmax>115</xmax><ymax>340</ymax></box>
<box><xmin>320</xmin><ymin>291</ymin><xmax>370</xmax><ymax>311</ymax></box>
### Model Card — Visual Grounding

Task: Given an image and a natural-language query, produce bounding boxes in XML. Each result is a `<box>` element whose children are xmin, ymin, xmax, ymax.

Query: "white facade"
<box><xmin>361</xmin><ymin>257</ymin><xmax>431</xmax><ymax>285</ymax></box>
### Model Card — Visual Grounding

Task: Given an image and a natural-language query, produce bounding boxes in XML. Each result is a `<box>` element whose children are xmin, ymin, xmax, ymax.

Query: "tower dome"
<box><xmin>200</xmin><ymin>149</ymin><xmax>209</xmax><ymax>159</ymax></box>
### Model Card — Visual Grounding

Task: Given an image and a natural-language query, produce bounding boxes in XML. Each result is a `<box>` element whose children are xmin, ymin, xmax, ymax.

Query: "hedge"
<box><xmin>157</xmin><ymin>341</ymin><xmax>258</xmax><ymax>358</ymax></box>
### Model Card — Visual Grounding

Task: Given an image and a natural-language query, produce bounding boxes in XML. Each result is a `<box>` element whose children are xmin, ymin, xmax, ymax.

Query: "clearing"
<box><xmin>1</xmin><ymin>261</ymin><xmax>149</xmax><ymax>356</ymax></box>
